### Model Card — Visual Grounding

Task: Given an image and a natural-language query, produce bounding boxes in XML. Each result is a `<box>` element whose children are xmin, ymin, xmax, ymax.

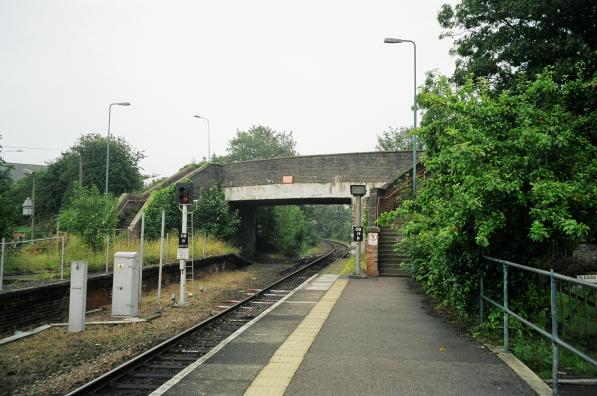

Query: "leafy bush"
<box><xmin>383</xmin><ymin>70</ymin><xmax>596</xmax><ymax>315</ymax></box>
<box><xmin>59</xmin><ymin>186</ymin><xmax>118</xmax><ymax>250</ymax></box>
<box><xmin>194</xmin><ymin>184</ymin><xmax>240</xmax><ymax>241</ymax></box>
<box><xmin>256</xmin><ymin>206</ymin><xmax>310</xmax><ymax>256</ymax></box>
<box><xmin>144</xmin><ymin>183</ymin><xmax>239</xmax><ymax>242</ymax></box>
<box><xmin>143</xmin><ymin>185</ymin><xmax>182</xmax><ymax>239</ymax></box>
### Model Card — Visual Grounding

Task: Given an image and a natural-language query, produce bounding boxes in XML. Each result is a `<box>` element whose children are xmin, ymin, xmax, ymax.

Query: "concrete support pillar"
<box><xmin>237</xmin><ymin>206</ymin><xmax>257</xmax><ymax>257</ymax></box>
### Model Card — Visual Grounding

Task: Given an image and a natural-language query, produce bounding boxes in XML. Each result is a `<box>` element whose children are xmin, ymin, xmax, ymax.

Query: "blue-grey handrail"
<box><xmin>480</xmin><ymin>255</ymin><xmax>597</xmax><ymax>396</ymax></box>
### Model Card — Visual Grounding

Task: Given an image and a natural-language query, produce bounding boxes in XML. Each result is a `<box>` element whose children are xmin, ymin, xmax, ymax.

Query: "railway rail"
<box><xmin>67</xmin><ymin>240</ymin><xmax>348</xmax><ymax>395</ymax></box>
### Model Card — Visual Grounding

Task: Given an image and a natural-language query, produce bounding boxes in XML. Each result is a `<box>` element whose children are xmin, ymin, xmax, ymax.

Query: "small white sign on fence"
<box><xmin>576</xmin><ymin>274</ymin><xmax>597</xmax><ymax>284</ymax></box>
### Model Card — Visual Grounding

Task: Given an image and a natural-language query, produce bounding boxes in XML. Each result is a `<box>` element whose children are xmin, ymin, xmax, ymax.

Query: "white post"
<box><xmin>179</xmin><ymin>204</ymin><xmax>188</xmax><ymax>304</ymax></box>
<box><xmin>139</xmin><ymin>212</ymin><xmax>145</xmax><ymax>303</ymax></box>
<box><xmin>202</xmin><ymin>232</ymin><xmax>207</xmax><ymax>257</ymax></box>
<box><xmin>105</xmin><ymin>234</ymin><xmax>110</xmax><ymax>273</ymax></box>
<box><xmin>0</xmin><ymin>238</ymin><xmax>5</xmax><ymax>291</ymax></box>
<box><xmin>166</xmin><ymin>233</ymin><xmax>169</xmax><ymax>262</ymax></box>
<box><xmin>60</xmin><ymin>235</ymin><xmax>65</xmax><ymax>280</ymax></box>
<box><xmin>158</xmin><ymin>210</ymin><xmax>165</xmax><ymax>305</ymax></box>
<box><xmin>191</xmin><ymin>212</ymin><xmax>194</xmax><ymax>260</ymax></box>
<box><xmin>55</xmin><ymin>220</ymin><xmax>60</xmax><ymax>255</ymax></box>
<box><xmin>68</xmin><ymin>261</ymin><xmax>88</xmax><ymax>332</ymax></box>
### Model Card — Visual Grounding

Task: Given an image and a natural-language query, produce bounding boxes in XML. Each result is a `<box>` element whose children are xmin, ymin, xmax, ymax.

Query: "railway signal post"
<box><xmin>176</xmin><ymin>184</ymin><xmax>193</xmax><ymax>305</ymax></box>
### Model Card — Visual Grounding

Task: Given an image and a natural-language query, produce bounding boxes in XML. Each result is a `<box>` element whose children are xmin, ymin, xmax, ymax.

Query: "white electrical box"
<box><xmin>68</xmin><ymin>261</ymin><xmax>88</xmax><ymax>332</ymax></box>
<box><xmin>112</xmin><ymin>252</ymin><xmax>140</xmax><ymax>317</ymax></box>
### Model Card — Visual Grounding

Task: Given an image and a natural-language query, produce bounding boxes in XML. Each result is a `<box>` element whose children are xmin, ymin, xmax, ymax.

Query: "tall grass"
<box><xmin>3</xmin><ymin>232</ymin><xmax>238</xmax><ymax>280</ymax></box>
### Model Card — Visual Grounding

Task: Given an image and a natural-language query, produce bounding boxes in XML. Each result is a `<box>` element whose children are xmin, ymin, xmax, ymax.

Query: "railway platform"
<box><xmin>152</xmin><ymin>274</ymin><xmax>540</xmax><ymax>396</ymax></box>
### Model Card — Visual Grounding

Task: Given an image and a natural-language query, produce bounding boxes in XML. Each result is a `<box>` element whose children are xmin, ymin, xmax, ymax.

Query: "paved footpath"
<box><xmin>154</xmin><ymin>275</ymin><xmax>537</xmax><ymax>396</ymax></box>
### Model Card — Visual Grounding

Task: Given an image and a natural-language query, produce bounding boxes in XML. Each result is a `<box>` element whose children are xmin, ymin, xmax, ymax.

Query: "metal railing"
<box><xmin>480</xmin><ymin>256</ymin><xmax>597</xmax><ymax>395</ymax></box>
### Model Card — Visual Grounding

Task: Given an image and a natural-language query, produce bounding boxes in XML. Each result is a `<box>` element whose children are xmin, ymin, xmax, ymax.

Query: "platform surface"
<box><xmin>156</xmin><ymin>275</ymin><xmax>536</xmax><ymax>396</ymax></box>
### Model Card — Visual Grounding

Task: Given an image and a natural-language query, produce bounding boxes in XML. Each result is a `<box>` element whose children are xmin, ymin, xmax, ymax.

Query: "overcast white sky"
<box><xmin>0</xmin><ymin>0</ymin><xmax>455</xmax><ymax>178</ymax></box>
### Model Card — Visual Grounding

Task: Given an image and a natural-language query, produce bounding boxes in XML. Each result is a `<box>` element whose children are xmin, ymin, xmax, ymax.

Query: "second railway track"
<box><xmin>67</xmin><ymin>240</ymin><xmax>348</xmax><ymax>395</ymax></box>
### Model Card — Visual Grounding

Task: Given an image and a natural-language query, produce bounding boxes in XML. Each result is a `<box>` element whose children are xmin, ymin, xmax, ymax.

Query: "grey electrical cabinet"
<box><xmin>68</xmin><ymin>261</ymin><xmax>88</xmax><ymax>332</ymax></box>
<box><xmin>111</xmin><ymin>252</ymin><xmax>140</xmax><ymax>317</ymax></box>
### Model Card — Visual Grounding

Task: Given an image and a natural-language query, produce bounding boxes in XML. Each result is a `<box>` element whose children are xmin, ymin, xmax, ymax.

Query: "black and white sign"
<box><xmin>353</xmin><ymin>226</ymin><xmax>363</xmax><ymax>242</ymax></box>
<box><xmin>178</xmin><ymin>233</ymin><xmax>188</xmax><ymax>248</ymax></box>
<box><xmin>577</xmin><ymin>274</ymin><xmax>597</xmax><ymax>284</ymax></box>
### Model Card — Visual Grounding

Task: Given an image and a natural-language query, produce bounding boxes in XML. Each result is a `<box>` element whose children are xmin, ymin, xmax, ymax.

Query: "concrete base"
<box><xmin>348</xmin><ymin>273</ymin><xmax>368</xmax><ymax>279</ymax></box>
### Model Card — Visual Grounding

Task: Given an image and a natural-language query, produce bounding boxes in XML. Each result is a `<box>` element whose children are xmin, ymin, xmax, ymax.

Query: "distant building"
<box><xmin>6</xmin><ymin>163</ymin><xmax>46</xmax><ymax>182</ymax></box>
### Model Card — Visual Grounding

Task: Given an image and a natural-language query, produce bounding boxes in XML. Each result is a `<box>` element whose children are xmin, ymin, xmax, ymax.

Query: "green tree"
<box><xmin>256</xmin><ymin>206</ymin><xmax>310</xmax><ymax>256</ymax></box>
<box><xmin>438</xmin><ymin>0</ymin><xmax>597</xmax><ymax>87</ymax></box>
<box><xmin>218</xmin><ymin>125</ymin><xmax>297</xmax><ymax>163</ymax></box>
<box><xmin>59</xmin><ymin>185</ymin><xmax>118</xmax><ymax>250</ymax></box>
<box><xmin>194</xmin><ymin>184</ymin><xmax>240</xmax><ymax>241</ymax></box>
<box><xmin>0</xmin><ymin>139</ymin><xmax>17</xmax><ymax>239</ymax></box>
<box><xmin>7</xmin><ymin>133</ymin><xmax>144</xmax><ymax>224</ymax></box>
<box><xmin>143</xmin><ymin>185</ymin><xmax>182</xmax><ymax>240</ymax></box>
<box><xmin>382</xmin><ymin>70</ymin><xmax>596</xmax><ymax>314</ymax></box>
<box><xmin>376</xmin><ymin>127</ymin><xmax>417</xmax><ymax>151</ymax></box>
<box><xmin>302</xmin><ymin>205</ymin><xmax>351</xmax><ymax>241</ymax></box>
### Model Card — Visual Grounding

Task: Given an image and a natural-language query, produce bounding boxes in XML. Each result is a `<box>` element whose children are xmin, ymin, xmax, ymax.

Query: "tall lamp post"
<box><xmin>384</xmin><ymin>37</ymin><xmax>418</xmax><ymax>194</ymax></box>
<box><xmin>23</xmin><ymin>169</ymin><xmax>35</xmax><ymax>240</ymax></box>
<box><xmin>193</xmin><ymin>115</ymin><xmax>211</xmax><ymax>162</ymax></box>
<box><xmin>105</xmin><ymin>102</ymin><xmax>131</xmax><ymax>194</ymax></box>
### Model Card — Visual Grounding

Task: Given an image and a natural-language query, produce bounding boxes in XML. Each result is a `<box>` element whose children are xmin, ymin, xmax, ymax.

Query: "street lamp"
<box><xmin>193</xmin><ymin>115</ymin><xmax>211</xmax><ymax>162</ymax></box>
<box><xmin>105</xmin><ymin>102</ymin><xmax>131</xmax><ymax>194</ymax></box>
<box><xmin>384</xmin><ymin>37</ymin><xmax>418</xmax><ymax>194</ymax></box>
<box><xmin>23</xmin><ymin>169</ymin><xmax>35</xmax><ymax>240</ymax></box>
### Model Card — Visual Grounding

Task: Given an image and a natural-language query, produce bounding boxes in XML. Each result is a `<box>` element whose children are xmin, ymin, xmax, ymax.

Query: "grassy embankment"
<box><xmin>3</xmin><ymin>233</ymin><xmax>238</xmax><ymax>280</ymax></box>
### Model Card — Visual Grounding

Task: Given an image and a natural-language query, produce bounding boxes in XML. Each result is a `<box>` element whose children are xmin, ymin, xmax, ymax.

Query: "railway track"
<box><xmin>67</xmin><ymin>240</ymin><xmax>348</xmax><ymax>395</ymax></box>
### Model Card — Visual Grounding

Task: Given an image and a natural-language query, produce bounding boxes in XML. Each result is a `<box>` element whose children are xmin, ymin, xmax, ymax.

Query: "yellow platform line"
<box><xmin>244</xmin><ymin>278</ymin><xmax>348</xmax><ymax>396</ymax></box>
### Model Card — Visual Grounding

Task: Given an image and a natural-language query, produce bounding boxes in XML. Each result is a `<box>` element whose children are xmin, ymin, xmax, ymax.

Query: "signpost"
<box><xmin>176</xmin><ymin>184</ymin><xmax>193</xmax><ymax>305</ymax></box>
<box><xmin>350</xmin><ymin>185</ymin><xmax>366</xmax><ymax>276</ymax></box>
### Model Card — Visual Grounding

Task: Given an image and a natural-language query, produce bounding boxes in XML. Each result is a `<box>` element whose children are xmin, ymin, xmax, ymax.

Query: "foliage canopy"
<box><xmin>217</xmin><ymin>125</ymin><xmax>297</xmax><ymax>163</ymax></box>
<box><xmin>382</xmin><ymin>70</ymin><xmax>596</xmax><ymax>313</ymax></box>
<box><xmin>0</xmin><ymin>138</ymin><xmax>17</xmax><ymax>239</ymax></box>
<box><xmin>59</xmin><ymin>185</ymin><xmax>118</xmax><ymax>250</ymax></box>
<box><xmin>438</xmin><ymin>0</ymin><xmax>597</xmax><ymax>87</ymax></box>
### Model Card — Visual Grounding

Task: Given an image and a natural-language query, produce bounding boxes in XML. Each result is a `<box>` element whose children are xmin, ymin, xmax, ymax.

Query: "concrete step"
<box><xmin>379</xmin><ymin>270</ymin><xmax>409</xmax><ymax>278</ymax></box>
<box><xmin>378</xmin><ymin>253</ymin><xmax>407</xmax><ymax>259</ymax></box>
<box><xmin>379</xmin><ymin>263</ymin><xmax>406</xmax><ymax>269</ymax></box>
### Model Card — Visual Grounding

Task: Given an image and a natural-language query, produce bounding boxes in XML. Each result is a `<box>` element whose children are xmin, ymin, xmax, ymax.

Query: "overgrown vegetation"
<box><xmin>377</xmin><ymin>0</ymin><xmax>597</xmax><ymax>377</ymax></box>
<box><xmin>143</xmin><ymin>183</ymin><xmax>240</xmax><ymax>243</ymax></box>
<box><xmin>0</xmin><ymin>137</ymin><xmax>17</xmax><ymax>239</ymax></box>
<box><xmin>58</xmin><ymin>186</ymin><xmax>118</xmax><ymax>250</ymax></box>
<box><xmin>4</xmin><ymin>133</ymin><xmax>145</xmax><ymax>236</ymax></box>
<box><xmin>382</xmin><ymin>69</ymin><xmax>596</xmax><ymax>313</ymax></box>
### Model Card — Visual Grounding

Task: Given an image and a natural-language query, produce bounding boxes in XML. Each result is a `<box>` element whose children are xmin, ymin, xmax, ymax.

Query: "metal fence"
<box><xmin>1</xmin><ymin>210</ymin><xmax>212</xmax><ymax>291</ymax></box>
<box><xmin>0</xmin><ymin>235</ymin><xmax>66</xmax><ymax>290</ymax></box>
<box><xmin>480</xmin><ymin>256</ymin><xmax>597</xmax><ymax>395</ymax></box>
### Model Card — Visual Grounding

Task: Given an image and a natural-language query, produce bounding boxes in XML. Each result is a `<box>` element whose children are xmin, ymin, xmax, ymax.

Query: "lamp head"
<box><xmin>111</xmin><ymin>102</ymin><xmax>131</xmax><ymax>106</ymax></box>
<box><xmin>384</xmin><ymin>38</ymin><xmax>404</xmax><ymax>44</ymax></box>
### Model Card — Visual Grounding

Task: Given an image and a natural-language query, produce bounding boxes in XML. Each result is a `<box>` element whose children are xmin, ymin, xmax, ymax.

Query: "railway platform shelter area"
<box><xmin>151</xmin><ymin>275</ymin><xmax>543</xmax><ymax>396</ymax></box>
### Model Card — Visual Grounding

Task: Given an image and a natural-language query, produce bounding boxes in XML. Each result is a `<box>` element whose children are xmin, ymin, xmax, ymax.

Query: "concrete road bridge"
<box><xmin>123</xmin><ymin>151</ymin><xmax>419</xmax><ymax>256</ymax></box>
